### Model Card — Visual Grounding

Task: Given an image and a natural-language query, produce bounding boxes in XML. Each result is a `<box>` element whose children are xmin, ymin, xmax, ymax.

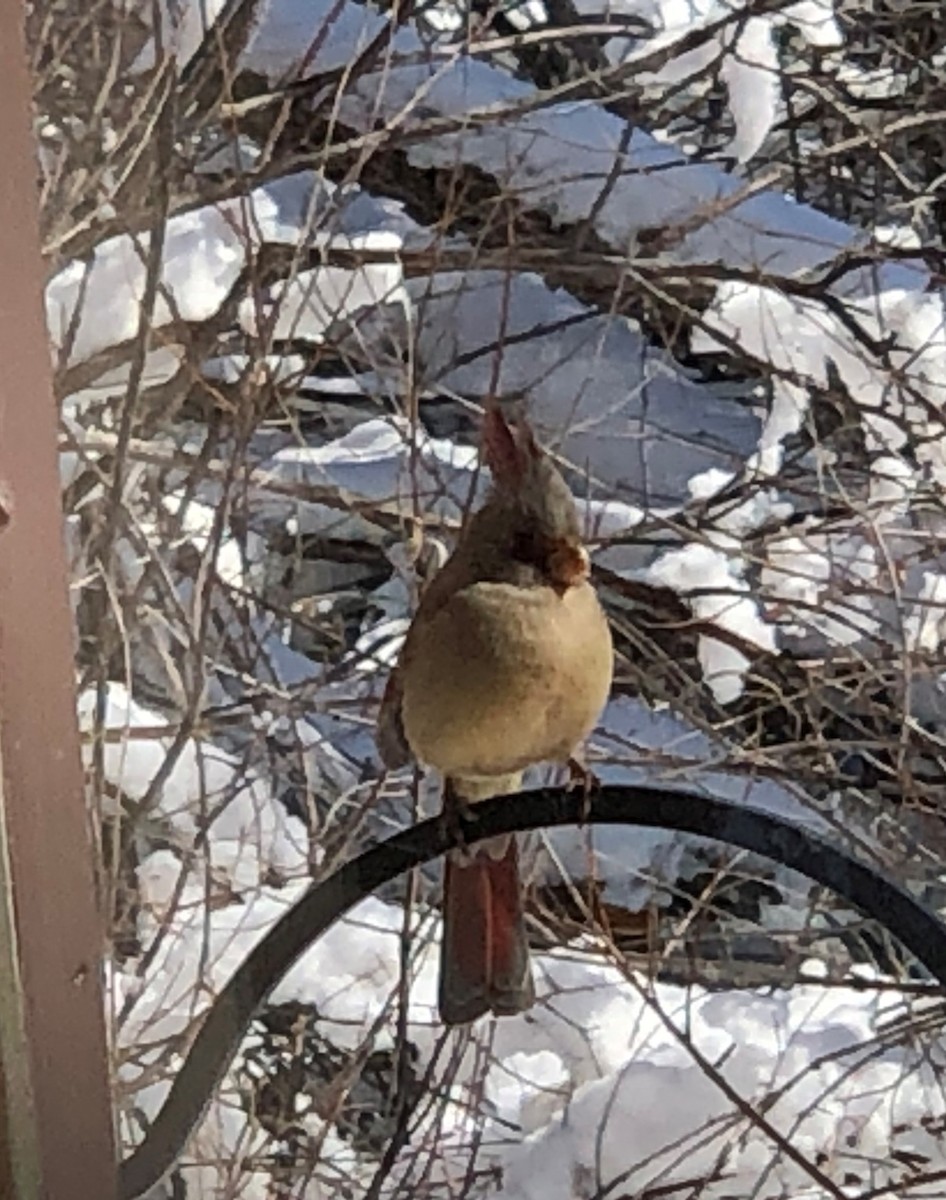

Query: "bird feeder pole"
<box><xmin>0</xmin><ymin>1</ymin><xmax>117</xmax><ymax>1196</ymax></box>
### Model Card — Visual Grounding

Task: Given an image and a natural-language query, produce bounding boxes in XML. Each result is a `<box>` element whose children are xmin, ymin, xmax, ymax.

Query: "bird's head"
<box><xmin>477</xmin><ymin>407</ymin><xmax>590</xmax><ymax>589</ymax></box>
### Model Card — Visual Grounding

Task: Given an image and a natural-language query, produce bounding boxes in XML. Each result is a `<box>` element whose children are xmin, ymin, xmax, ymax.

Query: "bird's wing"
<box><xmin>375</xmin><ymin>665</ymin><xmax>414</xmax><ymax>769</ymax></box>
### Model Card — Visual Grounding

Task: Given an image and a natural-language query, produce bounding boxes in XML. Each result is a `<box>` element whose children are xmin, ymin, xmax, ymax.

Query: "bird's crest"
<box><xmin>481</xmin><ymin>407</ymin><xmax>541</xmax><ymax>487</ymax></box>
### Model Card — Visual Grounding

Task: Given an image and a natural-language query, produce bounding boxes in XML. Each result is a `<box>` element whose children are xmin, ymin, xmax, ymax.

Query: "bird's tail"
<box><xmin>439</xmin><ymin>834</ymin><xmax>535</xmax><ymax>1025</ymax></box>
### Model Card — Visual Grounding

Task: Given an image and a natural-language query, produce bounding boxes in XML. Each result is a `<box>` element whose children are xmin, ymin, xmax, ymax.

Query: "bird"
<box><xmin>376</xmin><ymin>407</ymin><xmax>614</xmax><ymax>1025</ymax></box>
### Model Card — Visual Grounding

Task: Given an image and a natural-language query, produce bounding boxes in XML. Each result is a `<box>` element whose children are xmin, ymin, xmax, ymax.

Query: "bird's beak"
<box><xmin>547</xmin><ymin>540</ymin><xmax>590</xmax><ymax>587</ymax></box>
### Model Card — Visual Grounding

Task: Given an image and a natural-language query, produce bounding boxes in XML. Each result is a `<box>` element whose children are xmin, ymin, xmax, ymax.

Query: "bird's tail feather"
<box><xmin>439</xmin><ymin>835</ymin><xmax>535</xmax><ymax>1025</ymax></box>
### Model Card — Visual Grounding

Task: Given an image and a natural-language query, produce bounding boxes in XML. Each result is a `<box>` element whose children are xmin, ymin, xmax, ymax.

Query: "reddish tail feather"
<box><xmin>439</xmin><ymin>835</ymin><xmax>535</xmax><ymax>1025</ymax></box>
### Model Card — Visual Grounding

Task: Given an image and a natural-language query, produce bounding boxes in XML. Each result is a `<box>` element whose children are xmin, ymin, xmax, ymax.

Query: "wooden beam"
<box><xmin>0</xmin><ymin>1</ymin><xmax>117</xmax><ymax>1196</ymax></box>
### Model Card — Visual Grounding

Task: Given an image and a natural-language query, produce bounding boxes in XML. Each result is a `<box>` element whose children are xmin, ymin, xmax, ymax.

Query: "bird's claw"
<box><xmin>566</xmin><ymin>757</ymin><xmax>599</xmax><ymax>824</ymax></box>
<box><xmin>442</xmin><ymin>781</ymin><xmax>477</xmax><ymax>856</ymax></box>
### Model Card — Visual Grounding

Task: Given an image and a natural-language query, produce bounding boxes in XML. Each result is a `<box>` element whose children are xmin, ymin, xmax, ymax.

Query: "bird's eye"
<box><xmin>511</xmin><ymin>530</ymin><xmax>541</xmax><ymax>566</ymax></box>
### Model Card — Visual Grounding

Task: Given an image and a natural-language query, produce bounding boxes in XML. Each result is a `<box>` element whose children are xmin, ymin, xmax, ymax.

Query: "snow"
<box><xmin>589</xmin><ymin>0</ymin><xmax>842</xmax><ymax>163</ymax></box>
<box><xmin>110</xmin><ymin>672</ymin><xmax>926</xmax><ymax>1198</ymax></box>
<box><xmin>493</xmin><ymin>970</ymin><xmax>945</xmax><ymax>1200</ymax></box>
<box><xmin>405</xmin><ymin>271</ymin><xmax>760</xmax><ymax>511</ymax></box>
<box><xmin>121</xmin><ymin>830</ymin><xmax>946</xmax><ymax>1200</ymax></box>
<box><xmin>238</xmin><ymin>231</ymin><xmax>408</xmax><ymax>344</ymax></box>
<box><xmin>46</xmin><ymin>173</ymin><xmax>406</xmax><ymax>367</ymax></box>
<box><xmin>225</xmin><ymin>0</ymin><xmax>917</xmax><ymax>288</ymax></box>
<box><xmin>694</xmin><ymin>281</ymin><xmax>946</xmax><ymax>472</ymax></box>
<box><xmin>243</xmin><ymin>0</ymin><xmax>391</xmax><ymax>79</ymax></box>
<box><xmin>78</xmin><ymin>684</ymin><xmax>309</xmax><ymax>889</ymax></box>
<box><xmin>537</xmin><ymin>691</ymin><xmax>841</xmax><ymax>915</ymax></box>
<box><xmin>239</xmin><ymin>1</ymin><xmax>907</xmax><ymax>283</ymax></box>
<box><xmin>645</xmin><ymin>542</ymin><xmax>776</xmax><ymax>703</ymax></box>
<box><xmin>47</xmin><ymin>201</ymin><xmax>246</xmax><ymax>365</ymax></box>
<box><xmin>135</xmin><ymin>0</ymin><xmax>232</xmax><ymax>70</ymax></box>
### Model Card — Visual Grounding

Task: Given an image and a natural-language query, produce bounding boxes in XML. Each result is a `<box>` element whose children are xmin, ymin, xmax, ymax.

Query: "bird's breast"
<box><xmin>400</xmin><ymin>579</ymin><xmax>612</xmax><ymax>779</ymax></box>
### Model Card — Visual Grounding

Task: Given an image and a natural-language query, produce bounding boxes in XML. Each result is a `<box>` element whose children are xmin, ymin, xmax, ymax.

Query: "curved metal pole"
<box><xmin>120</xmin><ymin>785</ymin><xmax>946</xmax><ymax>1199</ymax></box>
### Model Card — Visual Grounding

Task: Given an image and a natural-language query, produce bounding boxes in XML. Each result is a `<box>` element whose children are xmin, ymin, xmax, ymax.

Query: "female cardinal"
<box><xmin>376</xmin><ymin>408</ymin><xmax>613</xmax><ymax>1024</ymax></box>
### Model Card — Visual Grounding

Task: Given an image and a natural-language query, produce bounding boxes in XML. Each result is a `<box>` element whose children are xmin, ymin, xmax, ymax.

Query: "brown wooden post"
<box><xmin>0</xmin><ymin>1</ymin><xmax>117</xmax><ymax>1197</ymax></box>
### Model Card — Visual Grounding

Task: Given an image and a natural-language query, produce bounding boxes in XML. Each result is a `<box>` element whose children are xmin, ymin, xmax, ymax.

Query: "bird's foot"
<box><xmin>566</xmin><ymin>757</ymin><xmax>599</xmax><ymax>824</ymax></box>
<box><xmin>442</xmin><ymin>781</ymin><xmax>478</xmax><ymax>856</ymax></box>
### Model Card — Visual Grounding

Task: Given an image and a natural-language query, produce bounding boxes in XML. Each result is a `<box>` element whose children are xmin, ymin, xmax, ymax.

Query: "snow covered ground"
<box><xmin>97</xmin><ymin>688</ymin><xmax>946</xmax><ymax>1200</ymax></box>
